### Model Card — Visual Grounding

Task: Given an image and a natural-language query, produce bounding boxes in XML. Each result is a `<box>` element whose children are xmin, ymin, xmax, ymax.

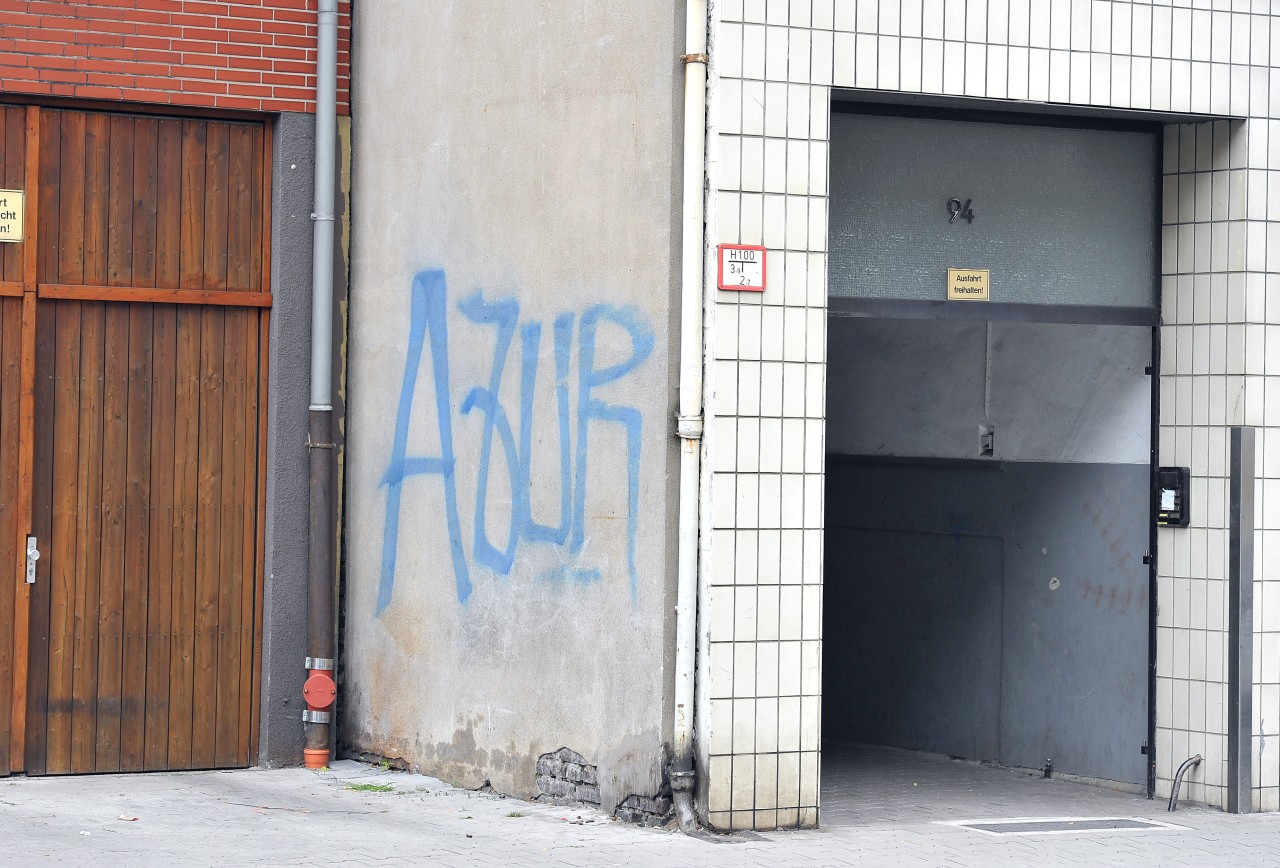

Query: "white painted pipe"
<box><xmin>671</xmin><ymin>0</ymin><xmax>709</xmax><ymax>834</ymax></box>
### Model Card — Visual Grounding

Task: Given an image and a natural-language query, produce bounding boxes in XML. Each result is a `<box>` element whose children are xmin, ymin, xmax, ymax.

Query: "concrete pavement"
<box><xmin>0</xmin><ymin>755</ymin><xmax>1278</xmax><ymax>866</ymax></box>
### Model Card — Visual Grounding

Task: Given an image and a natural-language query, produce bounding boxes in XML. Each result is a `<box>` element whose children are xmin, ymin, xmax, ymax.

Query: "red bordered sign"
<box><xmin>717</xmin><ymin>244</ymin><xmax>766</xmax><ymax>291</ymax></box>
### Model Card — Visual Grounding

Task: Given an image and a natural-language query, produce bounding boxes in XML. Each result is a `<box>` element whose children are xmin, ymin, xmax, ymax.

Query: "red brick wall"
<box><xmin>0</xmin><ymin>0</ymin><xmax>350</xmax><ymax>114</ymax></box>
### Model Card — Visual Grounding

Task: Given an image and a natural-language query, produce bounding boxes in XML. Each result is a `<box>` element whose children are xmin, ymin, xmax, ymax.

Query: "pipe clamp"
<box><xmin>676</xmin><ymin>415</ymin><xmax>704</xmax><ymax>440</ymax></box>
<box><xmin>669</xmin><ymin>769</ymin><xmax>696</xmax><ymax>792</ymax></box>
<box><xmin>681</xmin><ymin>53</ymin><xmax>709</xmax><ymax>65</ymax></box>
<box><xmin>305</xmin><ymin>657</ymin><xmax>335</xmax><ymax>670</ymax></box>
<box><xmin>302</xmin><ymin>710</ymin><xmax>331</xmax><ymax>724</ymax></box>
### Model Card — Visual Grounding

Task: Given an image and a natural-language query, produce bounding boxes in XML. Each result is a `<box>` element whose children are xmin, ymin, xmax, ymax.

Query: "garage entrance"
<box><xmin>821</xmin><ymin>108</ymin><xmax>1159</xmax><ymax>811</ymax></box>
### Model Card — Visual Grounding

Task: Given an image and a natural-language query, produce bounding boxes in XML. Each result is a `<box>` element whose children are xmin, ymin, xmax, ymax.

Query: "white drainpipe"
<box><xmin>671</xmin><ymin>0</ymin><xmax>709</xmax><ymax>834</ymax></box>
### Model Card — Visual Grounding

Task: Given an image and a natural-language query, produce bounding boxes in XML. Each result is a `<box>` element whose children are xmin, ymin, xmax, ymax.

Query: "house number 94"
<box><xmin>947</xmin><ymin>197</ymin><xmax>976</xmax><ymax>223</ymax></box>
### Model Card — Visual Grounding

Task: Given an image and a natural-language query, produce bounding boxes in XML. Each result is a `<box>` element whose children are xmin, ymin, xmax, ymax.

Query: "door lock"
<box><xmin>25</xmin><ymin>535</ymin><xmax>38</xmax><ymax>584</ymax></box>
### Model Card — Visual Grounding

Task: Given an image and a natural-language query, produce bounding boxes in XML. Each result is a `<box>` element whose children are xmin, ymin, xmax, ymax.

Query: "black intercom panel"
<box><xmin>1156</xmin><ymin>466</ymin><xmax>1191</xmax><ymax>528</ymax></box>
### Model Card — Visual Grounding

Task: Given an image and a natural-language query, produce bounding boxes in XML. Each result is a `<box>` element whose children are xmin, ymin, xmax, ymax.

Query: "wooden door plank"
<box><xmin>214</xmin><ymin>308</ymin><xmax>246</xmax><ymax>766</ymax></box>
<box><xmin>21</xmin><ymin>105</ymin><xmax>37</xmax><ymax>292</ymax></box>
<box><xmin>255</xmin><ymin>125</ymin><xmax>269</xmax><ymax>294</ymax></box>
<box><xmin>226</xmin><ymin>126</ymin><xmax>254</xmax><ymax>293</ymax></box>
<box><xmin>166</xmin><ymin>305</ymin><xmax>200</xmax><ymax>769</ymax></box>
<box><xmin>119</xmin><ymin>303</ymin><xmax>152</xmax><ymax>771</ymax></box>
<box><xmin>141</xmin><ymin>120</ymin><xmax>176</xmax><ymax>773</ymax></box>
<box><xmin>154</xmin><ymin>120</ymin><xmax>181</xmax><ymax>290</ymax></box>
<box><xmin>0</xmin><ymin>108</ymin><xmax>10</xmax><ymax>283</ymax></box>
<box><xmin>143</xmin><ymin>303</ymin><xmax>175</xmax><ymax>771</ymax></box>
<box><xmin>106</xmin><ymin>116</ymin><xmax>133</xmax><ymax>288</ymax></box>
<box><xmin>191</xmin><ymin>306</ymin><xmax>223</xmax><ymax>769</ymax></box>
<box><xmin>74</xmin><ymin>124</ymin><xmax>106</xmax><ymax>781</ymax></box>
<box><xmin>43</xmin><ymin>297</ymin><xmax>80</xmax><ymax>775</ymax></box>
<box><xmin>236</xmin><ymin>309</ymin><xmax>261</xmax><ymax>765</ymax></box>
<box><xmin>202</xmin><ymin>123</ymin><xmax>228</xmax><ymax>293</ymax></box>
<box><xmin>248</xmin><ymin>309</ymin><xmax>268</xmax><ymax>763</ymax></box>
<box><xmin>178</xmin><ymin>122</ymin><xmax>206</xmax><ymax>292</ymax></box>
<box><xmin>81</xmin><ymin>113</ymin><xmax>108</xmax><ymax>288</ymax></box>
<box><xmin>131</xmin><ymin>119</ymin><xmax>158</xmax><ymax>289</ymax></box>
<box><xmin>68</xmin><ymin>299</ymin><xmax>104</xmax><ymax>775</ymax></box>
<box><xmin>35</xmin><ymin>111</ymin><xmax>58</xmax><ymax>287</ymax></box>
<box><xmin>93</xmin><ymin>299</ymin><xmax>127</xmax><ymax>772</ymax></box>
<box><xmin>0</xmin><ymin>298</ymin><xmax>18</xmax><ymax>776</ymax></box>
<box><xmin>2</xmin><ymin>109</ymin><xmax>22</xmax><ymax>282</ymax></box>
<box><xmin>24</xmin><ymin>294</ymin><xmax>55</xmax><ymax>776</ymax></box>
<box><xmin>56</xmin><ymin>112</ymin><xmax>85</xmax><ymax>287</ymax></box>
<box><xmin>11</xmin><ymin>107</ymin><xmax>37</xmax><ymax>775</ymax></box>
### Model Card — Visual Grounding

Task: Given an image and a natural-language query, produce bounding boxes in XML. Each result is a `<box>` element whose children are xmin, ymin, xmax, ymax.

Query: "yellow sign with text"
<box><xmin>946</xmin><ymin>268</ymin><xmax>989</xmax><ymax>301</ymax></box>
<box><xmin>0</xmin><ymin>190</ymin><xmax>24</xmax><ymax>243</ymax></box>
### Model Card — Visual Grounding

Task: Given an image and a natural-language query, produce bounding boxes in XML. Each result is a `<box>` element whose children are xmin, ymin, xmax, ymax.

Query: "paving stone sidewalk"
<box><xmin>0</xmin><ymin>756</ymin><xmax>1278</xmax><ymax>866</ymax></box>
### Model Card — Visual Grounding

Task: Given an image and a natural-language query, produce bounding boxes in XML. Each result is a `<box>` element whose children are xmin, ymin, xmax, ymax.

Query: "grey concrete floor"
<box><xmin>0</xmin><ymin>746</ymin><xmax>1276</xmax><ymax>866</ymax></box>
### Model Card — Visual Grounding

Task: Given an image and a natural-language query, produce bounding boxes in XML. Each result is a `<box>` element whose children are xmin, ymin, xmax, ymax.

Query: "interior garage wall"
<box><xmin>824</xmin><ymin>317</ymin><xmax>1150</xmax><ymax>785</ymax></box>
<box><xmin>825</xmin><ymin>460</ymin><xmax>1150</xmax><ymax>784</ymax></box>
<box><xmin>826</xmin><ymin>318</ymin><xmax>1151</xmax><ymax>463</ymax></box>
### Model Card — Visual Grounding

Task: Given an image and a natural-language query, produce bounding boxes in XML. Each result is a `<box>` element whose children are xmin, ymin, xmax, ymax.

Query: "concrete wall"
<box><xmin>343</xmin><ymin>1</ymin><xmax>683</xmax><ymax>813</ymax></box>
<box><xmin>825</xmin><ymin>460</ymin><xmax>1150</xmax><ymax>787</ymax></box>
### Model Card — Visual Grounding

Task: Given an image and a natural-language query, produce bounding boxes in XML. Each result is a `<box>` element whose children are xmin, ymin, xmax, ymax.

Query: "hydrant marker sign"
<box><xmin>0</xmin><ymin>190</ymin><xmax>23</xmax><ymax>243</ymax></box>
<box><xmin>718</xmin><ymin>244</ymin><xmax>766</xmax><ymax>292</ymax></box>
<box><xmin>947</xmin><ymin>267</ymin><xmax>989</xmax><ymax>301</ymax></box>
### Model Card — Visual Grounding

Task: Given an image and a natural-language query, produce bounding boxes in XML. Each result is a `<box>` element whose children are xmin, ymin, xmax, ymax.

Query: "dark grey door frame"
<box><xmin>1228</xmin><ymin>426</ymin><xmax>1256</xmax><ymax>813</ymax></box>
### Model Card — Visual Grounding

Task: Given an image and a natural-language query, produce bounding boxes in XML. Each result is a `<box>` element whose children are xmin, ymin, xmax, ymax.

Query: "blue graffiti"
<box><xmin>378</xmin><ymin>269</ymin><xmax>654</xmax><ymax>612</ymax></box>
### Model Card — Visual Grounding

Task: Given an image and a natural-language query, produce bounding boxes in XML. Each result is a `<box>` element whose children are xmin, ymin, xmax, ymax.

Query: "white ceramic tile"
<box><xmin>741</xmin><ymin>136</ymin><xmax>765</xmax><ymax>192</ymax></box>
<box><xmin>878</xmin><ymin>34</ymin><xmax>900</xmax><ymax>90</ymax></box>
<box><xmin>765</xmin><ymin>25</ymin><xmax>789</xmax><ymax>81</ymax></box>
<box><xmin>789</xmin><ymin>27</ymin><xmax>812</xmax><ymax>85</ymax></box>
<box><xmin>833</xmin><ymin>30</ymin><xmax>855</xmax><ymax>87</ymax></box>
<box><xmin>712</xmin><ymin>527</ymin><xmax>739</xmax><ymax>587</ymax></box>
<box><xmin>743</xmin><ymin>25</ymin><xmax>766</xmax><ymax>79</ymax></box>
<box><xmin>855</xmin><ymin>33</ymin><xmax>877</xmax><ymax>88</ymax></box>
<box><xmin>741</xmin><ymin>80</ymin><xmax>765</xmax><ymax>136</ymax></box>
<box><xmin>757</xmin><ymin>528</ymin><xmax>780</xmax><ymax>584</ymax></box>
<box><xmin>812</xmin><ymin>0</ymin><xmax>833</xmax><ymax>30</ymax></box>
<box><xmin>764</xmin><ymin>81</ymin><xmax>789</xmax><ymax>137</ymax></box>
<box><xmin>964</xmin><ymin>43</ymin><xmax>986</xmax><ymax>98</ymax></box>
<box><xmin>942</xmin><ymin>40</ymin><xmax>964</xmax><ymax>96</ymax></box>
<box><xmin>781</xmin><ymin>361</ymin><xmax>805</xmax><ymax>418</ymax></box>
<box><xmin>811</xmin><ymin>28</ymin><xmax>834</xmax><ymax>85</ymax></box>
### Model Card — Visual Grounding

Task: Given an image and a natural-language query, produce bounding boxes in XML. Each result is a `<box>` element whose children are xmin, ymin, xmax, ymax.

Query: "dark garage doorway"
<box><xmin>820</xmin><ymin>106</ymin><xmax>1160</xmax><ymax>817</ymax></box>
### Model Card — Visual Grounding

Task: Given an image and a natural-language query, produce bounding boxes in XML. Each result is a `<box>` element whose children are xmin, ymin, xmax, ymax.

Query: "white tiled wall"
<box><xmin>703</xmin><ymin>0</ymin><xmax>1280</xmax><ymax>830</ymax></box>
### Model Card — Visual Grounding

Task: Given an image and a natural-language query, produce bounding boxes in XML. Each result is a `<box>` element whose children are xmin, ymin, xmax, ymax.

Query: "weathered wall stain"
<box><xmin>377</xmin><ymin>268</ymin><xmax>655</xmax><ymax>612</ymax></box>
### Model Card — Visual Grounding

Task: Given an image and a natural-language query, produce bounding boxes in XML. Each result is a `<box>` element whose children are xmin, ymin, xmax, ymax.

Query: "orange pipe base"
<box><xmin>303</xmin><ymin>748</ymin><xmax>330</xmax><ymax>769</ymax></box>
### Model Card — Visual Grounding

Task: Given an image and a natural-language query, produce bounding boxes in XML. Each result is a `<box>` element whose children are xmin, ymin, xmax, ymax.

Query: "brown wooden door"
<box><xmin>7</xmin><ymin>106</ymin><xmax>271</xmax><ymax>776</ymax></box>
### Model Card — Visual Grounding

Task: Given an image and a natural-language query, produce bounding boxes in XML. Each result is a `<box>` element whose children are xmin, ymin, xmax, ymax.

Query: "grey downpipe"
<box><xmin>1167</xmin><ymin>754</ymin><xmax>1201</xmax><ymax>812</ymax></box>
<box><xmin>302</xmin><ymin>0</ymin><xmax>339</xmax><ymax>770</ymax></box>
